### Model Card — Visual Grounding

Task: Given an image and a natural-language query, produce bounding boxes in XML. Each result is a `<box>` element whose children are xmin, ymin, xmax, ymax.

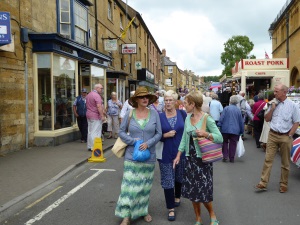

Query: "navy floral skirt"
<box><xmin>181</xmin><ymin>137</ymin><xmax>213</xmax><ymax>203</ymax></box>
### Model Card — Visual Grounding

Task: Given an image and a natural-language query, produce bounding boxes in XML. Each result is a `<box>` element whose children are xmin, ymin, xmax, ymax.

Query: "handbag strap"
<box><xmin>200</xmin><ymin>113</ymin><xmax>209</xmax><ymax>131</ymax></box>
<box><xmin>126</xmin><ymin>109</ymin><xmax>133</xmax><ymax>133</ymax></box>
<box><xmin>254</xmin><ymin>102</ymin><xmax>265</xmax><ymax>116</ymax></box>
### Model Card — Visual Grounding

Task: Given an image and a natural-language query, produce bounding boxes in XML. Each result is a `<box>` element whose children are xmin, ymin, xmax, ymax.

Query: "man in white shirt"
<box><xmin>120</xmin><ymin>91</ymin><xmax>135</xmax><ymax>121</ymax></box>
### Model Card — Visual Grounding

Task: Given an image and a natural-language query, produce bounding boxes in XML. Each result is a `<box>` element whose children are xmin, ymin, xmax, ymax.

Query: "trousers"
<box><xmin>87</xmin><ymin>119</ymin><xmax>102</xmax><ymax>150</ymax></box>
<box><xmin>259</xmin><ymin>132</ymin><xmax>292</xmax><ymax>188</ymax></box>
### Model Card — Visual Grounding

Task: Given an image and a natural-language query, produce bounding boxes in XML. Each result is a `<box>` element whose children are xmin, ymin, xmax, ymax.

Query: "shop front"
<box><xmin>232</xmin><ymin>58</ymin><xmax>289</xmax><ymax>98</ymax></box>
<box><xmin>137</xmin><ymin>68</ymin><xmax>158</xmax><ymax>93</ymax></box>
<box><xmin>29</xmin><ymin>33</ymin><xmax>111</xmax><ymax>146</ymax></box>
<box><xmin>106</xmin><ymin>71</ymin><xmax>128</xmax><ymax>104</ymax></box>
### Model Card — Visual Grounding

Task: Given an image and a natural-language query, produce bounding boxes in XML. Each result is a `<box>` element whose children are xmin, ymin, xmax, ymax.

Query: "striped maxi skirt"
<box><xmin>115</xmin><ymin>161</ymin><xmax>155</xmax><ymax>220</ymax></box>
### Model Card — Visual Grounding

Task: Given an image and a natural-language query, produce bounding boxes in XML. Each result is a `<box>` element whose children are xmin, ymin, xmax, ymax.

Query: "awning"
<box><xmin>106</xmin><ymin>70</ymin><xmax>129</xmax><ymax>80</ymax></box>
<box><xmin>209</xmin><ymin>84</ymin><xmax>222</xmax><ymax>90</ymax></box>
<box><xmin>139</xmin><ymin>81</ymin><xmax>158</xmax><ymax>89</ymax></box>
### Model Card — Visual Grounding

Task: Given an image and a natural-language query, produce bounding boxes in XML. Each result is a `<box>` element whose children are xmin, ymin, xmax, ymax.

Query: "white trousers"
<box><xmin>87</xmin><ymin>119</ymin><xmax>102</xmax><ymax>150</ymax></box>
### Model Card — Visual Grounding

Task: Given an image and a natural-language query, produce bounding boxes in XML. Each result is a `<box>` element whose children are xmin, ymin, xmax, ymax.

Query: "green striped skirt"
<box><xmin>115</xmin><ymin>161</ymin><xmax>155</xmax><ymax>220</ymax></box>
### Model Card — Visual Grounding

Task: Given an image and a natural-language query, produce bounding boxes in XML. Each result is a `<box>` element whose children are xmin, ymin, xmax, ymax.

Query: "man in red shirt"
<box><xmin>86</xmin><ymin>84</ymin><xmax>104</xmax><ymax>151</ymax></box>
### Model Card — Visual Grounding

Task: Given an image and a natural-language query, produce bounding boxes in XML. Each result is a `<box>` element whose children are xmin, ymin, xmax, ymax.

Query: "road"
<box><xmin>1</xmin><ymin>133</ymin><xmax>300</xmax><ymax>225</ymax></box>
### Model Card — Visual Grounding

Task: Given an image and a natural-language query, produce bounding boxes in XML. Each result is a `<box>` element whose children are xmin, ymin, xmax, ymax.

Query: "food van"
<box><xmin>231</xmin><ymin>58</ymin><xmax>289</xmax><ymax>98</ymax></box>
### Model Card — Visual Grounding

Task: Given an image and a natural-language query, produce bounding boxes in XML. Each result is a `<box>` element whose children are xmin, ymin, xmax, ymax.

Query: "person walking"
<box><xmin>149</xmin><ymin>94</ymin><xmax>164</xmax><ymax>113</ymax></box>
<box><xmin>255</xmin><ymin>84</ymin><xmax>300</xmax><ymax>193</ymax></box>
<box><xmin>209</xmin><ymin>93</ymin><xmax>223</xmax><ymax>124</ymax></box>
<box><xmin>120</xmin><ymin>91</ymin><xmax>135</xmax><ymax>121</ymax></box>
<box><xmin>115</xmin><ymin>87</ymin><xmax>162</xmax><ymax>225</ymax></box>
<box><xmin>73</xmin><ymin>88</ymin><xmax>88</xmax><ymax>143</ymax></box>
<box><xmin>252</xmin><ymin>93</ymin><xmax>266</xmax><ymax>148</ymax></box>
<box><xmin>86</xmin><ymin>84</ymin><xmax>104</xmax><ymax>151</ymax></box>
<box><xmin>259</xmin><ymin>93</ymin><xmax>275</xmax><ymax>151</ymax></box>
<box><xmin>158</xmin><ymin>90</ymin><xmax>187</xmax><ymax>221</ymax></box>
<box><xmin>218</xmin><ymin>95</ymin><xmax>244</xmax><ymax>163</ymax></box>
<box><xmin>173</xmin><ymin>91</ymin><xmax>223</xmax><ymax>225</ymax></box>
<box><xmin>106</xmin><ymin>92</ymin><xmax>122</xmax><ymax>139</ymax></box>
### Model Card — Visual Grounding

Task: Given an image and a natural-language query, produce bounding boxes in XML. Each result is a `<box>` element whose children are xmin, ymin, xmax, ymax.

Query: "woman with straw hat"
<box><xmin>115</xmin><ymin>86</ymin><xmax>162</xmax><ymax>225</ymax></box>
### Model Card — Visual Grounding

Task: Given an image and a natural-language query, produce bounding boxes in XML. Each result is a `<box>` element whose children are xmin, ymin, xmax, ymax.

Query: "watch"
<box><xmin>206</xmin><ymin>133</ymin><xmax>210</xmax><ymax>139</ymax></box>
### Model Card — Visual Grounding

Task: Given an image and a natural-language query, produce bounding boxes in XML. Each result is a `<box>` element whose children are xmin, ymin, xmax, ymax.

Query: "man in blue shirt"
<box><xmin>73</xmin><ymin>88</ymin><xmax>88</xmax><ymax>143</ymax></box>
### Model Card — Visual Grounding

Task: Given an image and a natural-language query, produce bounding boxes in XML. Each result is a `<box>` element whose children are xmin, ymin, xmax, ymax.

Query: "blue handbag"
<box><xmin>133</xmin><ymin>140</ymin><xmax>151</xmax><ymax>162</ymax></box>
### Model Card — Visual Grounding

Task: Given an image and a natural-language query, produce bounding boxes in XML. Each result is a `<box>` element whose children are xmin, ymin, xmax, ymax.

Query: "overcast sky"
<box><xmin>125</xmin><ymin>0</ymin><xmax>287</xmax><ymax>76</ymax></box>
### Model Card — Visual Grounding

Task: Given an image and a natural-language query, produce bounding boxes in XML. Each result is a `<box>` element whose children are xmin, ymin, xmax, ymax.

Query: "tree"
<box><xmin>220</xmin><ymin>35</ymin><xmax>255</xmax><ymax>76</ymax></box>
<box><xmin>204</xmin><ymin>75</ymin><xmax>222</xmax><ymax>82</ymax></box>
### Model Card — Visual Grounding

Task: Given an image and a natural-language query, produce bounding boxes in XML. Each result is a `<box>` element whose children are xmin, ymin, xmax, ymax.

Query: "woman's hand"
<box><xmin>195</xmin><ymin>129</ymin><xmax>207</xmax><ymax>138</ymax></box>
<box><xmin>164</xmin><ymin>130</ymin><xmax>176</xmax><ymax>138</ymax></box>
<box><xmin>139</xmin><ymin>142</ymin><xmax>148</xmax><ymax>151</ymax></box>
<box><xmin>173</xmin><ymin>151</ymin><xmax>182</xmax><ymax>168</ymax></box>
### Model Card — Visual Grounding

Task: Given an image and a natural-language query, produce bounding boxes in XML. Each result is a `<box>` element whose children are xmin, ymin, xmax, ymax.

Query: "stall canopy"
<box><xmin>209</xmin><ymin>82</ymin><xmax>222</xmax><ymax>90</ymax></box>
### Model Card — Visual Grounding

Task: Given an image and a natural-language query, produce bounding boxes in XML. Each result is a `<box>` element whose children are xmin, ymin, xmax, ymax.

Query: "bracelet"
<box><xmin>206</xmin><ymin>133</ymin><xmax>210</xmax><ymax>139</ymax></box>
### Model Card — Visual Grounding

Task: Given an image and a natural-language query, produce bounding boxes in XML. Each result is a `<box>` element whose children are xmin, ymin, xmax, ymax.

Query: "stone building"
<box><xmin>269</xmin><ymin>0</ymin><xmax>300</xmax><ymax>87</ymax></box>
<box><xmin>0</xmin><ymin>0</ymin><xmax>163</xmax><ymax>154</ymax></box>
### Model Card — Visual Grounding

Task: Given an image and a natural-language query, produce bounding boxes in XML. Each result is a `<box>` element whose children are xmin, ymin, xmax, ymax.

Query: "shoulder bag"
<box><xmin>111</xmin><ymin>110</ymin><xmax>133</xmax><ymax>158</ymax></box>
<box><xmin>197</xmin><ymin>114</ymin><xmax>223</xmax><ymax>163</ymax></box>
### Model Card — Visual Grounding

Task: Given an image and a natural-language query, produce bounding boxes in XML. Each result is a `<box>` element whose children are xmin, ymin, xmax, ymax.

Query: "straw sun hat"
<box><xmin>128</xmin><ymin>86</ymin><xmax>157</xmax><ymax>108</ymax></box>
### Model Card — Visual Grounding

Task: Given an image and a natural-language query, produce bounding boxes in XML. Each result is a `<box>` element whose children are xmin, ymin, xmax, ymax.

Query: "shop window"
<box><xmin>53</xmin><ymin>55</ymin><xmax>76</xmax><ymax>130</ymax></box>
<box><xmin>37</xmin><ymin>54</ymin><xmax>76</xmax><ymax>131</ymax></box>
<box><xmin>37</xmin><ymin>54</ymin><xmax>51</xmax><ymax>130</ymax></box>
<box><xmin>58</xmin><ymin>0</ymin><xmax>88</xmax><ymax>45</ymax></box>
<box><xmin>91</xmin><ymin>65</ymin><xmax>105</xmax><ymax>89</ymax></box>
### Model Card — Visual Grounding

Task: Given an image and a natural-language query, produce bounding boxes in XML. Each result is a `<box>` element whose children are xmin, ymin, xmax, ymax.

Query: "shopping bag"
<box><xmin>155</xmin><ymin>141</ymin><xmax>164</xmax><ymax>159</ymax></box>
<box><xmin>133</xmin><ymin>140</ymin><xmax>151</xmax><ymax>162</ymax></box>
<box><xmin>111</xmin><ymin>137</ymin><xmax>127</xmax><ymax>158</ymax></box>
<box><xmin>236</xmin><ymin>136</ymin><xmax>245</xmax><ymax>157</ymax></box>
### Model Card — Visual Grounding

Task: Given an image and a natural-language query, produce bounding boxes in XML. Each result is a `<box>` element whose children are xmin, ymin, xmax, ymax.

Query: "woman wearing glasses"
<box><xmin>173</xmin><ymin>91</ymin><xmax>223</xmax><ymax>225</ymax></box>
<box><xmin>115</xmin><ymin>86</ymin><xmax>162</xmax><ymax>225</ymax></box>
<box><xmin>158</xmin><ymin>90</ymin><xmax>187</xmax><ymax>221</ymax></box>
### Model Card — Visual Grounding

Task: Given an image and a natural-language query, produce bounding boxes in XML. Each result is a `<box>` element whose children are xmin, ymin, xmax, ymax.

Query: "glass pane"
<box><xmin>37</xmin><ymin>54</ymin><xmax>52</xmax><ymax>130</ymax></box>
<box><xmin>61</xmin><ymin>0</ymin><xmax>70</xmax><ymax>11</ymax></box>
<box><xmin>60</xmin><ymin>24</ymin><xmax>70</xmax><ymax>35</ymax></box>
<box><xmin>61</xmin><ymin>11</ymin><xmax>70</xmax><ymax>23</ymax></box>
<box><xmin>53</xmin><ymin>55</ymin><xmax>76</xmax><ymax>130</ymax></box>
<box><xmin>91</xmin><ymin>66</ymin><xmax>104</xmax><ymax>91</ymax></box>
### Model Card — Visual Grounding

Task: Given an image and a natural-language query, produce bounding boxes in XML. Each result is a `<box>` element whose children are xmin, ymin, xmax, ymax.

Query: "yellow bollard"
<box><xmin>88</xmin><ymin>137</ymin><xmax>106</xmax><ymax>162</ymax></box>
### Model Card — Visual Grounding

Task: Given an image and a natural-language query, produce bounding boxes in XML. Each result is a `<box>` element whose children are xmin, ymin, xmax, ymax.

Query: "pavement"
<box><xmin>0</xmin><ymin>135</ymin><xmax>116</xmax><ymax>214</ymax></box>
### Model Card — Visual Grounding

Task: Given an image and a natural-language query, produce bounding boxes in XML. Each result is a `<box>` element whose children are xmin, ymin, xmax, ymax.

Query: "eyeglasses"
<box><xmin>137</xmin><ymin>96</ymin><xmax>148</xmax><ymax>99</ymax></box>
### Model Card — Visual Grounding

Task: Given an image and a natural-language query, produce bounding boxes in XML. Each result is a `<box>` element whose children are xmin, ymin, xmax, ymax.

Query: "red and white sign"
<box><xmin>121</xmin><ymin>44</ymin><xmax>137</xmax><ymax>54</ymax></box>
<box><xmin>241</xmin><ymin>58</ymin><xmax>288</xmax><ymax>70</ymax></box>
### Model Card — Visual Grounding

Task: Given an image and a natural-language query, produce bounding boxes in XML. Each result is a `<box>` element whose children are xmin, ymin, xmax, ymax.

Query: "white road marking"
<box><xmin>25</xmin><ymin>169</ymin><xmax>115</xmax><ymax>225</ymax></box>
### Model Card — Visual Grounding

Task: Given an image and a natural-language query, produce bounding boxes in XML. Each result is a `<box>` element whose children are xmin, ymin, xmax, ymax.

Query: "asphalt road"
<box><xmin>1</xmin><ymin>133</ymin><xmax>300</xmax><ymax>225</ymax></box>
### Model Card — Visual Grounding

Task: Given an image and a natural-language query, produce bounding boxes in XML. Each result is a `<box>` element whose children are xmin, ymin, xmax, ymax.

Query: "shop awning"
<box><xmin>106</xmin><ymin>70</ymin><xmax>129</xmax><ymax>80</ymax></box>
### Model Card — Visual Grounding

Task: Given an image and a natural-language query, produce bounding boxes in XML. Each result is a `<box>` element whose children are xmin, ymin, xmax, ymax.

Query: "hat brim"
<box><xmin>128</xmin><ymin>94</ymin><xmax>158</xmax><ymax>108</ymax></box>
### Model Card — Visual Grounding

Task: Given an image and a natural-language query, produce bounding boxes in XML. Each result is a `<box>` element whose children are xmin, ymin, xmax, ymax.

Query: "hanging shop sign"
<box><xmin>104</xmin><ymin>39</ymin><xmax>118</xmax><ymax>51</ymax></box>
<box><xmin>0</xmin><ymin>12</ymin><xmax>11</xmax><ymax>45</ymax></box>
<box><xmin>121</xmin><ymin>43</ymin><xmax>137</xmax><ymax>54</ymax></box>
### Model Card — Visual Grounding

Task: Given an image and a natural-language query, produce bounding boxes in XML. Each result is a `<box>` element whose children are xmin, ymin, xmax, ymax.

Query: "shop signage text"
<box><xmin>121</xmin><ymin>43</ymin><xmax>137</xmax><ymax>54</ymax></box>
<box><xmin>0</xmin><ymin>12</ymin><xmax>11</xmax><ymax>45</ymax></box>
<box><xmin>241</xmin><ymin>58</ymin><xmax>288</xmax><ymax>70</ymax></box>
<box><xmin>104</xmin><ymin>39</ymin><xmax>118</xmax><ymax>51</ymax></box>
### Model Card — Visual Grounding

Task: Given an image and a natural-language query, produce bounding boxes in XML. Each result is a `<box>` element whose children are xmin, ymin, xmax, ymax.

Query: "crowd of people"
<box><xmin>73</xmin><ymin>83</ymin><xmax>300</xmax><ymax>225</ymax></box>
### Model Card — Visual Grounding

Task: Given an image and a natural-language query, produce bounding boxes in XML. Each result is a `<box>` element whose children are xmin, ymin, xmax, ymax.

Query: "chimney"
<box><xmin>162</xmin><ymin>49</ymin><xmax>166</xmax><ymax>57</ymax></box>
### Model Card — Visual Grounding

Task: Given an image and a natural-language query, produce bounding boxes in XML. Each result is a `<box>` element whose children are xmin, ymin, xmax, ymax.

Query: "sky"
<box><xmin>125</xmin><ymin>0</ymin><xmax>287</xmax><ymax>76</ymax></box>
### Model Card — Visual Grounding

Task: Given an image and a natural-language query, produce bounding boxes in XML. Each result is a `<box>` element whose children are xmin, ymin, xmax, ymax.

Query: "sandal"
<box><xmin>211</xmin><ymin>218</ymin><xmax>219</xmax><ymax>225</ymax></box>
<box><xmin>194</xmin><ymin>222</ymin><xmax>203</xmax><ymax>225</ymax></box>
<box><xmin>107</xmin><ymin>136</ymin><xmax>112</xmax><ymax>139</ymax></box>
<box><xmin>144</xmin><ymin>214</ymin><xmax>152</xmax><ymax>223</ymax></box>
<box><xmin>168</xmin><ymin>209</ymin><xmax>175</xmax><ymax>221</ymax></box>
<box><xmin>120</xmin><ymin>217</ymin><xmax>130</xmax><ymax>225</ymax></box>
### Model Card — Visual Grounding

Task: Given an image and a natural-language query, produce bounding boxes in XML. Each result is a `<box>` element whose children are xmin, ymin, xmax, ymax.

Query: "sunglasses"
<box><xmin>137</xmin><ymin>96</ymin><xmax>148</xmax><ymax>99</ymax></box>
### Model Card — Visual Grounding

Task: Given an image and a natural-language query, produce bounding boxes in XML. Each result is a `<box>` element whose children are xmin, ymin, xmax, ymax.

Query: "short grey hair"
<box><xmin>211</xmin><ymin>93</ymin><xmax>218</xmax><ymax>99</ymax></box>
<box><xmin>257</xmin><ymin>93</ymin><xmax>264</xmax><ymax>100</ymax></box>
<box><xmin>229</xmin><ymin>95</ymin><xmax>240</xmax><ymax>105</ymax></box>
<box><xmin>164</xmin><ymin>90</ymin><xmax>178</xmax><ymax>101</ymax></box>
